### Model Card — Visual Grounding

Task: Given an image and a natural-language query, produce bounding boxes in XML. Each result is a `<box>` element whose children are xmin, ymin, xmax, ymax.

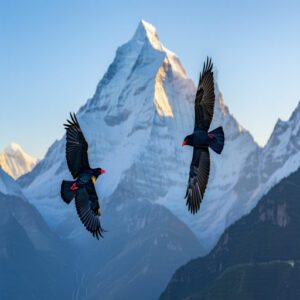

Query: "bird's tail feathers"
<box><xmin>208</xmin><ymin>126</ymin><xmax>225</xmax><ymax>154</ymax></box>
<box><xmin>61</xmin><ymin>180</ymin><xmax>76</xmax><ymax>204</ymax></box>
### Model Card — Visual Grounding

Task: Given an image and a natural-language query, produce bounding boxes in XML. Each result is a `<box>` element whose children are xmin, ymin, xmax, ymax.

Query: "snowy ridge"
<box><xmin>0</xmin><ymin>143</ymin><xmax>37</xmax><ymax>179</ymax></box>
<box><xmin>228</xmin><ymin>100</ymin><xmax>300</xmax><ymax>227</ymax></box>
<box><xmin>0</xmin><ymin>168</ymin><xmax>23</xmax><ymax>197</ymax></box>
<box><xmin>19</xmin><ymin>20</ymin><xmax>300</xmax><ymax>254</ymax></box>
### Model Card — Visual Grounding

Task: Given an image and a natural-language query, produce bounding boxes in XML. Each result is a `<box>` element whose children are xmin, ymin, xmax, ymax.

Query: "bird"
<box><xmin>60</xmin><ymin>113</ymin><xmax>106</xmax><ymax>239</ymax></box>
<box><xmin>182</xmin><ymin>57</ymin><xmax>225</xmax><ymax>214</ymax></box>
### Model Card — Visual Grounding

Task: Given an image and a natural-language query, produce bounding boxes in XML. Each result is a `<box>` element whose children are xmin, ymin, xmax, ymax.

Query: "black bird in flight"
<box><xmin>182</xmin><ymin>58</ymin><xmax>225</xmax><ymax>214</ymax></box>
<box><xmin>60</xmin><ymin>113</ymin><xmax>106</xmax><ymax>239</ymax></box>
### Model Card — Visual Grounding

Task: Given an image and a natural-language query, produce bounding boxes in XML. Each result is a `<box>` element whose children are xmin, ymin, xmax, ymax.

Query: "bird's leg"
<box><xmin>208</xmin><ymin>133</ymin><xmax>214</xmax><ymax>140</ymax></box>
<box><xmin>70</xmin><ymin>182</ymin><xmax>79</xmax><ymax>191</ymax></box>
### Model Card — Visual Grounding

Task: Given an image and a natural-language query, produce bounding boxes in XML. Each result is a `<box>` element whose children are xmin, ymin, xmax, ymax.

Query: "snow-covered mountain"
<box><xmin>228</xmin><ymin>101</ymin><xmax>300</xmax><ymax>234</ymax></box>
<box><xmin>0</xmin><ymin>167</ymin><xmax>23</xmax><ymax>196</ymax></box>
<box><xmin>0</xmin><ymin>143</ymin><xmax>37</xmax><ymax>179</ymax></box>
<box><xmin>19</xmin><ymin>20</ymin><xmax>257</xmax><ymax>248</ymax></box>
<box><xmin>188</xmin><ymin>96</ymin><xmax>300</xmax><ymax>252</ymax></box>
<box><xmin>18</xmin><ymin>18</ymin><xmax>300</xmax><ymax>263</ymax></box>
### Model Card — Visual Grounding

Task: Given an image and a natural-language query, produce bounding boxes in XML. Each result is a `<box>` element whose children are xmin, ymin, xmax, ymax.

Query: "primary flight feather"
<box><xmin>60</xmin><ymin>113</ymin><xmax>105</xmax><ymax>239</ymax></box>
<box><xmin>182</xmin><ymin>58</ymin><xmax>225</xmax><ymax>214</ymax></box>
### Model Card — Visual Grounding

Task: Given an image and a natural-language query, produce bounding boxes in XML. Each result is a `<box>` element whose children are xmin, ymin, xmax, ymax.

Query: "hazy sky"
<box><xmin>1</xmin><ymin>0</ymin><xmax>300</xmax><ymax>158</ymax></box>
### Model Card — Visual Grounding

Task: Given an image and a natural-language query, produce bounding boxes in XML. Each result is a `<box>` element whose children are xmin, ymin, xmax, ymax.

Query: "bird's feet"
<box><xmin>70</xmin><ymin>183</ymin><xmax>78</xmax><ymax>191</ymax></box>
<box><xmin>208</xmin><ymin>133</ymin><xmax>215</xmax><ymax>140</ymax></box>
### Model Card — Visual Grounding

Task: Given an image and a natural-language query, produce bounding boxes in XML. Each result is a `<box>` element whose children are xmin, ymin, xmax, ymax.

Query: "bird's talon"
<box><xmin>70</xmin><ymin>183</ymin><xmax>78</xmax><ymax>191</ymax></box>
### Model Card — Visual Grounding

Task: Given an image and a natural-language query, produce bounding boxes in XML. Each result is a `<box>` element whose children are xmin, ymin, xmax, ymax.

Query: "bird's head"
<box><xmin>93</xmin><ymin>168</ymin><xmax>106</xmax><ymax>178</ymax></box>
<box><xmin>182</xmin><ymin>134</ymin><xmax>194</xmax><ymax>147</ymax></box>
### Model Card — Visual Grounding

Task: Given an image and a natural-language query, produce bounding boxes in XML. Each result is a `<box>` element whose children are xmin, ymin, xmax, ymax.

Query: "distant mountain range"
<box><xmin>160</xmin><ymin>167</ymin><xmax>300</xmax><ymax>300</ymax></box>
<box><xmin>0</xmin><ymin>143</ymin><xmax>37</xmax><ymax>179</ymax></box>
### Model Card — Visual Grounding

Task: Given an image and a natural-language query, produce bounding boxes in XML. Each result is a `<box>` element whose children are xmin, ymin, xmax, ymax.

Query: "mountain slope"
<box><xmin>0</xmin><ymin>143</ymin><xmax>37</xmax><ymax>179</ymax></box>
<box><xmin>0</xmin><ymin>167</ymin><xmax>23</xmax><ymax>196</ymax></box>
<box><xmin>160</xmin><ymin>167</ymin><xmax>300</xmax><ymax>300</ymax></box>
<box><xmin>0</xmin><ymin>169</ymin><xmax>75</xmax><ymax>299</ymax></box>
<box><xmin>71</xmin><ymin>200</ymin><xmax>202</xmax><ymax>300</ymax></box>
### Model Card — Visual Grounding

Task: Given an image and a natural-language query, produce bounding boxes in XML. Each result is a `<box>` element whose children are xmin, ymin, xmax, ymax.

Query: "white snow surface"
<box><xmin>0</xmin><ymin>143</ymin><xmax>37</xmax><ymax>179</ymax></box>
<box><xmin>0</xmin><ymin>168</ymin><xmax>23</xmax><ymax>197</ymax></box>
<box><xmin>20</xmin><ymin>20</ymin><xmax>300</xmax><ymax>252</ymax></box>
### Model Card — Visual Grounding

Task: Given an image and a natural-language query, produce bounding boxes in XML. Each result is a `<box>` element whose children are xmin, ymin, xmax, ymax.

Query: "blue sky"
<box><xmin>1</xmin><ymin>0</ymin><xmax>300</xmax><ymax>158</ymax></box>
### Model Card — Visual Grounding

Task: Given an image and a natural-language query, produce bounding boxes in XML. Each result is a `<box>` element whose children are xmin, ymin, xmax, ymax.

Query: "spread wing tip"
<box><xmin>64</xmin><ymin>112</ymin><xmax>80</xmax><ymax>128</ymax></box>
<box><xmin>70</xmin><ymin>112</ymin><xmax>79</xmax><ymax>125</ymax></box>
<box><xmin>92</xmin><ymin>224</ymin><xmax>105</xmax><ymax>240</ymax></box>
<box><xmin>185</xmin><ymin>188</ymin><xmax>199</xmax><ymax>214</ymax></box>
<box><xmin>204</xmin><ymin>56</ymin><xmax>213</xmax><ymax>72</ymax></box>
<box><xmin>199</xmin><ymin>57</ymin><xmax>213</xmax><ymax>83</ymax></box>
<box><xmin>186</xmin><ymin>201</ymin><xmax>200</xmax><ymax>215</ymax></box>
<box><xmin>185</xmin><ymin>199</ymin><xmax>199</xmax><ymax>215</ymax></box>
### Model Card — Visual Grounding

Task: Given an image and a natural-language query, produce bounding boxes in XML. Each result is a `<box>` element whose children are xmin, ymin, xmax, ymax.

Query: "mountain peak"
<box><xmin>5</xmin><ymin>142</ymin><xmax>24</xmax><ymax>154</ymax></box>
<box><xmin>0</xmin><ymin>143</ymin><xmax>38</xmax><ymax>179</ymax></box>
<box><xmin>140</xmin><ymin>20</ymin><xmax>157</xmax><ymax>35</ymax></box>
<box><xmin>132</xmin><ymin>20</ymin><xmax>162</xmax><ymax>50</ymax></box>
<box><xmin>288</xmin><ymin>100</ymin><xmax>300</xmax><ymax>122</ymax></box>
<box><xmin>3</xmin><ymin>143</ymin><xmax>37</xmax><ymax>161</ymax></box>
<box><xmin>267</xmin><ymin>100</ymin><xmax>300</xmax><ymax>143</ymax></box>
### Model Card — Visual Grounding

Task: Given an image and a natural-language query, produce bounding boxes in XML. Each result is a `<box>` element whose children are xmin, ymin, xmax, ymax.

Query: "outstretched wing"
<box><xmin>185</xmin><ymin>147</ymin><xmax>210</xmax><ymax>214</ymax></box>
<box><xmin>75</xmin><ymin>182</ymin><xmax>104</xmax><ymax>239</ymax></box>
<box><xmin>194</xmin><ymin>57</ymin><xmax>215</xmax><ymax>131</ymax></box>
<box><xmin>64</xmin><ymin>113</ymin><xmax>90</xmax><ymax>179</ymax></box>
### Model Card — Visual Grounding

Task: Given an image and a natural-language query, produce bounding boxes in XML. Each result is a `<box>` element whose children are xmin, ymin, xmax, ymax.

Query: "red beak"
<box><xmin>100</xmin><ymin>169</ymin><xmax>106</xmax><ymax>175</ymax></box>
<box><xmin>182</xmin><ymin>140</ymin><xmax>187</xmax><ymax>146</ymax></box>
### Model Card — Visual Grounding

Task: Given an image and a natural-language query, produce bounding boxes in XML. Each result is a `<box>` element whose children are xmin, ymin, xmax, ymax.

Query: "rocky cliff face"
<box><xmin>161</xmin><ymin>167</ymin><xmax>300</xmax><ymax>300</ymax></box>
